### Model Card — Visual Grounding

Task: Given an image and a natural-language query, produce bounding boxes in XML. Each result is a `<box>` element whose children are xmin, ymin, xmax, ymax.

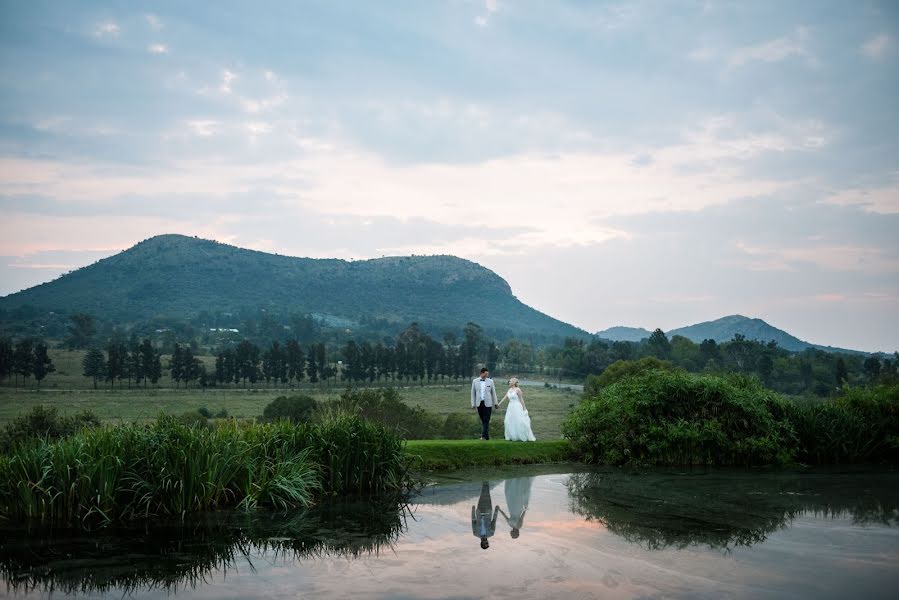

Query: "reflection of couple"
<box><xmin>471</xmin><ymin>478</ymin><xmax>532</xmax><ymax>549</ymax></box>
<box><xmin>470</xmin><ymin>369</ymin><xmax>537</xmax><ymax>442</ymax></box>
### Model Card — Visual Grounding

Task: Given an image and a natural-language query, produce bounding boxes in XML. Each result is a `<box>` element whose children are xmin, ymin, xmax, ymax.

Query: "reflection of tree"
<box><xmin>568</xmin><ymin>470</ymin><xmax>899</xmax><ymax>551</ymax></box>
<box><xmin>0</xmin><ymin>496</ymin><xmax>409</xmax><ymax>595</ymax></box>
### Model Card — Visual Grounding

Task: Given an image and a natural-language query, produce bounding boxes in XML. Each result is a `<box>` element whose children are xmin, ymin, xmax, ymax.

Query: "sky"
<box><xmin>0</xmin><ymin>1</ymin><xmax>897</xmax><ymax>352</ymax></box>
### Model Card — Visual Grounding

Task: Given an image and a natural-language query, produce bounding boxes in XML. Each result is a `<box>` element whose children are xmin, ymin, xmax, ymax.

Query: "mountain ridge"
<box><xmin>0</xmin><ymin>234</ymin><xmax>586</xmax><ymax>340</ymax></box>
<box><xmin>597</xmin><ymin>314</ymin><xmax>868</xmax><ymax>355</ymax></box>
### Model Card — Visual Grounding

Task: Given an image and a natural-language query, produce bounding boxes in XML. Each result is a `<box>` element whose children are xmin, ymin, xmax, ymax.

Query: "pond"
<box><xmin>2</xmin><ymin>465</ymin><xmax>898</xmax><ymax>599</ymax></box>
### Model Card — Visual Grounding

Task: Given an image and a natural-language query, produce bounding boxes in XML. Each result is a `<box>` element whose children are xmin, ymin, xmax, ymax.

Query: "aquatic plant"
<box><xmin>0</xmin><ymin>413</ymin><xmax>410</xmax><ymax>526</ymax></box>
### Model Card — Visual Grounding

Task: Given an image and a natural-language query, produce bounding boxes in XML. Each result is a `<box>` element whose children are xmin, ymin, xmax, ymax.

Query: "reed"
<box><xmin>0</xmin><ymin>413</ymin><xmax>410</xmax><ymax>526</ymax></box>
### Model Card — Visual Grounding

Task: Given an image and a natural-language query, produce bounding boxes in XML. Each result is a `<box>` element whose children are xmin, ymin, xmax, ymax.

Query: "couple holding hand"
<box><xmin>470</xmin><ymin>368</ymin><xmax>537</xmax><ymax>442</ymax></box>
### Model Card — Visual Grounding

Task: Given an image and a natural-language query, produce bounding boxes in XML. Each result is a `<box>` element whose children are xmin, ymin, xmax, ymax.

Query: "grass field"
<box><xmin>0</xmin><ymin>350</ymin><xmax>583</xmax><ymax>439</ymax></box>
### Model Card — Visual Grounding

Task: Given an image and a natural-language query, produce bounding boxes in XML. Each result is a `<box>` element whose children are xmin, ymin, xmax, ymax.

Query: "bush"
<box><xmin>789</xmin><ymin>384</ymin><xmax>899</xmax><ymax>464</ymax></box>
<box><xmin>0</xmin><ymin>406</ymin><xmax>102</xmax><ymax>453</ymax></box>
<box><xmin>262</xmin><ymin>395</ymin><xmax>319</xmax><ymax>424</ymax></box>
<box><xmin>564</xmin><ymin>370</ymin><xmax>797</xmax><ymax>466</ymax></box>
<box><xmin>585</xmin><ymin>357</ymin><xmax>677</xmax><ymax>397</ymax></box>
<box><xmin>332</xmin><ymin>388</ymin><xmax>441</xmax><ymax>440</ymax></box>
<box><xmin>176</xmin><ymin>410</ymin><xmax>210</xmax><ymax>428</ymax></box>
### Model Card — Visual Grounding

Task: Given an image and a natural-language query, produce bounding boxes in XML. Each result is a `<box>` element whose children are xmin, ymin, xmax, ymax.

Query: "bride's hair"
<box><xmin>509</xmin><ymin>377</ymin><xmax>519</xmax><ymax>387</ymax></box>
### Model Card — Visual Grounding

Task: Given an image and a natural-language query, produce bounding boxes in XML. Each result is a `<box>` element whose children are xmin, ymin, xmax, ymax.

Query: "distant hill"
<box><xmin>595</xmin><ymin>326</ymin><xmax>652</xmax><ymax>342</ymax></box>
<box><xmin>666</xmin><ymin>315</ymin><xmax>811</xmax><ymax>351</ymax></box>
<box><xmin>601</xmin><ymin>315</ymin><xmax>865</xmax><ymax>355</ymax></box>
<box><xmin>0</xmin><ymin>234</ymin><xmax>587</xmax><ymax>340</ymax></box>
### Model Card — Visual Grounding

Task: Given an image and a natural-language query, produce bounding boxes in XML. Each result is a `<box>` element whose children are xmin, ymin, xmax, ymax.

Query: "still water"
<box><xmin>2</xmin><ymin>466</ymin><xmax>898</xmax><ymax>599</ymax></box>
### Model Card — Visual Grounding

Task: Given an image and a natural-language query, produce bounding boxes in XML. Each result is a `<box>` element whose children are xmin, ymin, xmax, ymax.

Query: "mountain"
<box><xmin>664</xmin><ymin>315</ymin><xmax>863</xmax><ymax>355</ymax></box>
<box><xmin>666</xmin><ymin>315</ymin><xmax>812</xmax><ymax>351</ymax></box>
<box><xmin>595</xmin><ymin>326</ymin><xmax>652</xmax><ymax>342</ymax></box>
<box><xmin>0</xmin><ymin>234</ymin><xmax>587</xmax><ymax>340</ymax></box>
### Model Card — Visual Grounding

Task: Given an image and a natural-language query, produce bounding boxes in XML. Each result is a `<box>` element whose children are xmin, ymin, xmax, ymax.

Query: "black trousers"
<box><xmin>477</xmin><ymin>402</ymin><xmax>492</xmax><ymax>439</ymax></box>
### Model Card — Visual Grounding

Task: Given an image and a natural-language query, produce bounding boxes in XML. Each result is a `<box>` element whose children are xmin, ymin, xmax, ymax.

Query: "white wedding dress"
<box><xmin>504</xmin><ymin>390</ymin><xmax>537</xmax><ymax>442</ymax></box>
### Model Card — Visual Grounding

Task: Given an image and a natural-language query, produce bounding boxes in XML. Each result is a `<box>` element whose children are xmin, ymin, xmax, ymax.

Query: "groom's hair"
<box><xmin>480</xmin><ymin>538</ymin><xmax>489</xmax><ymax>549</ymax></box>
<box><xmin>480</xmin><ymin>368</ymin><xmax>488</xmax><ymax>374</ymax></box>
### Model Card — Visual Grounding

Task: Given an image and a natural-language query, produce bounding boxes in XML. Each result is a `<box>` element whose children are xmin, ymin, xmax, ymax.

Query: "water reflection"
<box><xmin>498</xmin><ymin>477</ymin><xmax>533</xmax><ymax>540</ymax></box>
<box><xmin>568</xmin><ymin>468</ymin><xmax>899</xmax><ymax>551</ymax></box>
<box><xmin>0</xmin><ymin>496</ymin><xmax>408</xmax><ymax>596</ymax></box>
<box><xmin>1</xmin><ymin>468</ymin><xmax>898</xmax><ymax>599</ymax></box>
<box><xmin>471</xmin><ymin>482</ymin><xmax>500</xmax><ymax>549</ymax></box>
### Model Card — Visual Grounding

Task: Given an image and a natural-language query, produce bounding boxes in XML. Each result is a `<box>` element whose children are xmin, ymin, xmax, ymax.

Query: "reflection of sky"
<box><xmin>57</xmin><ymin>472</ymin><xmax>898</xmax><ymax>600</ymax></box>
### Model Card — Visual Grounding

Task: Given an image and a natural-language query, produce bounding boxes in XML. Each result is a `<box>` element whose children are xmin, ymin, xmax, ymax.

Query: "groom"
<box><xmin>471</xmin><ymin>367</ymin><xmax>498</xmax><ymax>440</ymax></box>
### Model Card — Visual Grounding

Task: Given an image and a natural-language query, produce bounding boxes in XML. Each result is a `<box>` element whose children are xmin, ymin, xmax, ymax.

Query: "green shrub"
<box><xmin>176</xmin><ymin>410</ymin><xmax>210</xmax><ymax>428</ymax></box>
<box><xmin>197</xmin><ymin>406</ymin><xmax>212</xmax><ymax>419</ymax></box>
<box><xmin>262</xmin><ymin>395</ymin><xmax>319</xmax><ymax>423</ymax></box>
<box><xmin>564</xmin><ymin>370</ymin><xmax>797</xmax><ymax>466</ymax></box>
<box><xmin>790</xmin><ymin>384</ymin><xmax>899</xmax><ymax>464</ymax></box>
<box><xmin>0</xmin><ymin>406</ymin><xmax>101</xmax><ymax>453</ymax></box>
<box><xmin>585</xmin><ymin>357</ymin><xmax>677</xmax><ymax>397</ymax></box>
<box><xmin>332</xmin><ymin>387</ymin><xmax>441</xmax><ymax>440</ymax></box>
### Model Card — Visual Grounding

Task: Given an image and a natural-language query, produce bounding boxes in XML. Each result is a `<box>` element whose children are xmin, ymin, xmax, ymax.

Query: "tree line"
<box><xmin>547</xmin><ymin>329</ymin><xmax>899</xmax><ymax>396</ymax></box>
<box><xmin>0</xmin><ymin>337</ymin><xmax>55</xmax><ymax>389</ymax></box>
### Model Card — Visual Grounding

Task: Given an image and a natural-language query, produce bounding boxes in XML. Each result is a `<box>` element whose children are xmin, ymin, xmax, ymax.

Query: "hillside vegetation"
<box><xmin>0</xmin><ymin>234</ymin><xmax>585</xmax><ymax>340</ymax></box>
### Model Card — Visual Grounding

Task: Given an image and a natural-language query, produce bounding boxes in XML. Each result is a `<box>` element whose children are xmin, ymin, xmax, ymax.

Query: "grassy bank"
<box><xmin>406</xmin><ymin>439</ymin><xmax>573</xmax><ymax>470</ymax></box>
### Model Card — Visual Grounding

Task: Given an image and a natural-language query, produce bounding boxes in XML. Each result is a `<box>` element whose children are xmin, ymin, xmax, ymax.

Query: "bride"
<box><xmin>497</xmin><ymin>377</ymin><xmax>536</xmax><ymax>442</ymax></box>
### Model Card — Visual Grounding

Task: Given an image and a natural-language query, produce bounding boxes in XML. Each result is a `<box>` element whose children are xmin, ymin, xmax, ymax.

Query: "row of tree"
<box><xmin>545</xmin><ymin>329</ymin><xmax>899</xmax><ymax>396</ymax></box>
<box><xmin>0</xmin><ymin>337</ymin><xmax>55</xmax><ymax>388</ymax></box>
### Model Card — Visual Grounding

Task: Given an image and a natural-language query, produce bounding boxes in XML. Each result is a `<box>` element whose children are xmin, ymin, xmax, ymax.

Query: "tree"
<box><xmin>462</xmin><ymin>322</ymin><xmax>485</xmax><ymax>374</ymax></box>
<box><xmin>82</xmin><ymin>348</ymin><xmax>106</xmax><ymax>389</ymax></box>
<box><xmin>32</xmin><ymin>342</ymin><xmax>55</xmax><ymax>388</ymax></box>
<box><xmin>757</xmin><ymin>354</ymin><xmax>774</xmax><ymax>385</ymax></box>
<box><xmin>105</xmin><ymin>342</ymin><xmax>127</xmax><ymax>388</ymax></box>
<box><xmin>13</xmin><ymin>339</ymin><xmax>34</xmax><ymax>388</ymax></box>
<box><xmin>306</xmin><ymin>346</ymin><xmax>319</xmax><ymax>386</ymax></box>
<box><xmin>235</xmin><ymin>340</ymin><xmax>261</xmax><ymax>386</ymax></box>
<box><xmin>834</xmin><ymin>357</ymin><xmax>849</xmax><ymax>387</ymax></box>
<box><xmin>0</xmin><ymin>337</ymin><xmax>13</xmax><ymax>383</ymax></box>
<box><xmin>65</xmin><ymin>313</ymin><xmax>96</xmax><ymax>350</ymax></box>
<box><xmin>699</xmin><ymin>338</ymin><xmax>720</xmax><ymax>365</ymax></box>
<box><xmin>139</xmin><ymin>339</ymin><xmax>157</xmax><ymax>387</ymax></box>
<box><xmin>863</xmin><ymin>357</ymin><xmax>882</xmax><ymax>382</ymax></box>
<box><xmin>285</xmin><ymin>340</ymin><xmax>305</xmax><ymax>385</ymax></box>
<box><xmin>486</xmin><ymin>341</ymin><xmax>500</xmax><ymax>372</ymax></box>
<box><xmin>645</xmin><ymin>329</ymin><xmax>671</xmax><ymax>360</ymax></box>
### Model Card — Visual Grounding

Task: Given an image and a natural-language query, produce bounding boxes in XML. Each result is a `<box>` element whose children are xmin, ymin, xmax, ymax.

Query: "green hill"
<box><xmin>0</xmin><ymin>234</ymin><xmax>587</xmax><ymax>340</ymax></box>
<box><xmin>667</xmin><ymin>315</ymin><xmax>863</xmax><ymax>355</ymax></box>
<box><xmin>595</xmin><ymin>326</ymin><xmax>652</xmax><ymax>342</ymax></box>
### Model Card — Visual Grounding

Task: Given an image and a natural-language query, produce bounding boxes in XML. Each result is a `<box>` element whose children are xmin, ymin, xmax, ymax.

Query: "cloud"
<box><xmin>862</xmin><ymin>33</ymin><xmax>891</xmax><ymax>59</ymax></box>
<box><xmin>93</xmin><ymin>21</ymin><xmax>120</xmax><ymax>38</ymax></box>
<box><xmin>185</xmin><ymin>120</ymin><xmax>221</xmax><ymax>137</ymax></box>
<box><xmin>148</xmin><ymin>44</ymin><xmax>169</xmax><ymax>54</ymax></box>
<box><xmin>474</xmin><ymin>0</ymin><xmax>499</xmax><ymax>27</ymax></box>
<box><xmin>145</xmin><ymin>13</ymin><xmax>163</xmax><ymax>29</ymax></box>
<box><xmin>220</xmin><ymin>69</ymin><xmax>237</xmax><ymax>94</ymax></box>
<box><xmin>734</xmin><ymin>241</ymin><xmax>899</xmax><ymax>274</ymax></box>
<box><xmin>728</xmin><ymin>26</ymin><xmax>814</xmax><ymax>69</ymax></box>
<box><xmin>823</xmin><ymin>178</ymin><xmax>899</xmax><ymax>214</ymax></box>
<box><xmin>688</xmin><ymin>47</ymin><xmax>716</xmax><ymax>62</ymax></box>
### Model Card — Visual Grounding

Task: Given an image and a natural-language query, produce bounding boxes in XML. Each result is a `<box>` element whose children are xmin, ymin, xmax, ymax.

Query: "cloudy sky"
<box><xmin>0</xmin><ymin>1</ymin><xmax>897</xmax><ymax>351</ymax></box>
